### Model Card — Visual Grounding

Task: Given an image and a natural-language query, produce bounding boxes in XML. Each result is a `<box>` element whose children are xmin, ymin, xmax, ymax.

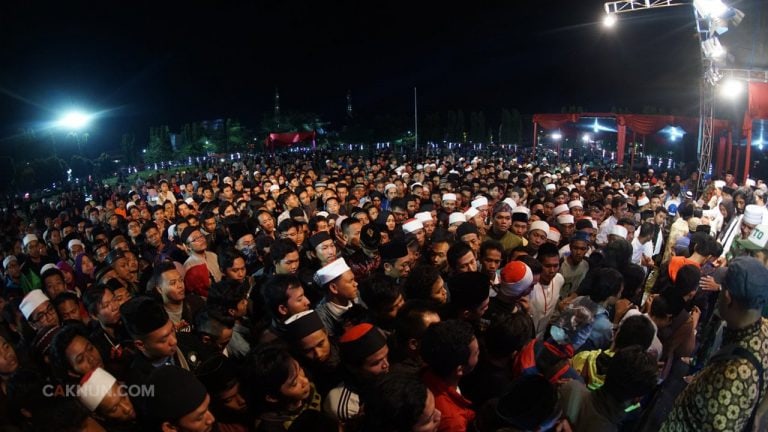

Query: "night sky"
<box><xmin>0</xmin><ymin>0</ymin><xmax>765</xmax><ymax>154</ymax></box>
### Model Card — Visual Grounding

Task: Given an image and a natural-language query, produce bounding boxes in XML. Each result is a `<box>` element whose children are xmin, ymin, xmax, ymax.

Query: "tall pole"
<box><xmin>414</xmin><ymin>87</ymin><xmax>418</xmax><ymax>154</ymax></box>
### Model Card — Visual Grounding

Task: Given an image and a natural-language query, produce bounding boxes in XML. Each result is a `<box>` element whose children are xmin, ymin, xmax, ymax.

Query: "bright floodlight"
<box><xmin>720</xmin><ymin>79</ymin><xmax>744</xmax><ymax>99</ymax></box>
<box><xmin>701</xmin><ymin>37</ymin><xmax>725</xmax><ymax>59</ymax></box>
<box><xmin>603</xmin><ymin>14</ymin><xmax>617</xmax><ymax>27</ymax></box>
<box><xmin>694</xmin><ymin>0</ymin><xmax>728</xmax><ymax>18</ymax></box>
<box><xmin>552</xmin><ymin>132</ymin><xmax>563</xmax><ymax>141</ymax></box>
<box><xmin>58</xmin><ymin>111</ymin><xmax>91</xmax><ymax>130</ymax></box>
<box><xmin>582</xmin><ymin>134</ymin><xmax>591</xmax><ymax>143</ymax></box>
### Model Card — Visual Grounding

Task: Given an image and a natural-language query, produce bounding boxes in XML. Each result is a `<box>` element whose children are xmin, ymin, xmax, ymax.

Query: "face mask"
<box><xmin>241</xmin><ymin>244</ymin><xmax>257</xmax><ymax>258</ymax></box>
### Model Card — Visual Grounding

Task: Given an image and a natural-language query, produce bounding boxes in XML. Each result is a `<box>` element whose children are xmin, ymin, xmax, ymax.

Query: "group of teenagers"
<box><xmin>0</xmin><ymin>151</ymin><xmax>767</xmax><ymax>432</ymax></box>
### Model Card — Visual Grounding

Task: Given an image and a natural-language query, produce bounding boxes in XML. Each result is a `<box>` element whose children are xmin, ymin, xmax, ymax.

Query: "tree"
<box><xmin>145</xmin><ymin>126</ymin><xmax>173</xmax><ymax>162</ymax></box>
<box><xmin>121</xmin><ymin>134</ymin><xmax>140</xmax><ymax>165</ymax></box>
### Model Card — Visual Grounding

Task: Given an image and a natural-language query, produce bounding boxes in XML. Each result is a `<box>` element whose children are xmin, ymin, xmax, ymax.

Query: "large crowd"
<box><xmin>0</xmin><ymin>151</ymin><xmax>767</xmax><ymax>432</ymax></box>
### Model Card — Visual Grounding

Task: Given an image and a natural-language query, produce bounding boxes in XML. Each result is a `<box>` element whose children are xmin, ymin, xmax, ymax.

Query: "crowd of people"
<box><xmin>0</xmin><ymin>151</ymin><xmax>766</xmax><ymax>432</ymax></box>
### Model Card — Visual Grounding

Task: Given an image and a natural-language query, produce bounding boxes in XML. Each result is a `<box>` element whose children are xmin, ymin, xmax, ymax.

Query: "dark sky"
<box><xmin>0</xmin><ymin>0</ymin><xmax>765</xmax><ymax>153</ymax></box>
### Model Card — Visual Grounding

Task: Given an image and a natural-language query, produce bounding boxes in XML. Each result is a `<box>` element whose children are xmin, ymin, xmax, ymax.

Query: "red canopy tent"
<box><xmin>265</xmin><ymin>131</ymin><xmax>316</xmax><ymax>152</ymax></box>
<box><xmin>742</xmin><ymin>83</ymin><xmax>768</xmax><ymax>182</ymax></box>
<box><xmin>532</xmin><ymin>113</ymin><xmax>731</xmax><ymax>173</ymax></box>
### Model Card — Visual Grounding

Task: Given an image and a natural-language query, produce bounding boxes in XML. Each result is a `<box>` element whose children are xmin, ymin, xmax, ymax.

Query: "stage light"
<box><xmin>720</xmin><ymin>79</ymin><xmax>744</xmax><ymax>99</ymax></box>
<box><xmin>701</xmin><ymin>37</ymin><xmax>725</xmax><ymax>59</ymax></box>
<box><xmin>582</xmin><ymin>134</ymin><xmax>591</xmax><ymax>143</ymax></box>
<box><xmin>694</xmin><ymin>0</ymin><xmax>728</xmax><ymax>18</ymax></box>
<box><xmin>667</xmin><ymin>127</ymin><xmax>684</xmax><ymax>141</ymax></box>
<box><xmin>57</xmin><ymin>111</ymin><xmax>91</xmax><ymax>130</ymax></box>
<box><xmin>552</xmin><ymin>132</ymin><xmax>563</xmax><ymax>140</ymax></box>
<box><xmin>603</xmin><ymin>14</ymin><xmax>617</xmax><ymax>27</ymax></box>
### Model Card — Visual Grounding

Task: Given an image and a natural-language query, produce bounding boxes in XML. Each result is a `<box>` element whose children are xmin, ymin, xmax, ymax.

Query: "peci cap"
<box><xmin>724</xmin><ymin>257</ymin><xmax>768</xmax><ymax>309</ymax></box>
<box><xmin>285</xmin><ymin>310</ymin><xmax>326</xmax><ymax>341</ymax></box>
<box><xmin>19</xmin><ymin>289</ymin><xmax>50</xmax><ymax>320</ymax></box>
<box><xmin>314</xmin><ymin>258</ymin><xmax>352</xmax><ymax>286</ymax></box>
<box><xmin>78</xmin><ymin>368</ymin><xmax>117</xmax><ymax>412</ymax></box>
<box><xmin>499</xmin><ymin>261</ymin><xmax>534</xmax><ymax>298</ymax></box>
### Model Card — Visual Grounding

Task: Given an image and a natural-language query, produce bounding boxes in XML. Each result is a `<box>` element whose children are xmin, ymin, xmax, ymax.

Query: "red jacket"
<box><xmin>421</xmin><ymin>369</ymin><xmax>475</xmax><ymax>432</ymax></box>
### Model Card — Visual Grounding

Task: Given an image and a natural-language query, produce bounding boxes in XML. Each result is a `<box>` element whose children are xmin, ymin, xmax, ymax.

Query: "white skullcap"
<box><xmin>19</xmin><ymin>289</ymin><xmax>50</xmax><ymax>320</ymax></box>
<box><xmin>184</xmin><ymin>197</ymin><xmax>195</xmax><ymax>205</ymax></box>
<box><xmin>449</xmin><ymin>212</ymin><xmax>466</xmax><ymax>225</ymax></box>
<box><xmin>637</xmin><ymin>196</ymin><xmax>650</xmax><ymax>207</ymax></box>
<box><xmin>23</xmin><ymin>234</ymin><xmax>39</xmax><ymax>248</ymax></box>
<box><xmin>545</xmin><ymin>184</ymin><xmax>556</xmax><ymax>192</ymax></box>
<box><xmin>743</xmin><ymin>205</ymin><xmax>763</xmax><ymax>226</ymax></box>
<box><xmin>410</xmin><ymin>182</ymin><xmax>422</xmax><ymax>189</ymax></box>
<box><xmin>547</xmin><ymin>227</ymin><xmax>561</xmax><ymax>243</ymax></box>
<box><xmin>747</xmin><ymin>179</ymin><xmax>756</xmax><ymax>188</ymax></box>
<box><xmin>415</xmin><ymin>212</ymin><xmax>432</xmax><ymax>223</ymax></box>
<box><xmin>568</xmin><ymin>200</ymin><xmax>583</xmax><ymax>209</ymax></box>
<box><xmin>167</xmin><ymin>225</ymin><xmax>177</xmax><ymax>241</ymax></box>
<box><xmin>503</xmin><ymin>198</ymin><xmax>517</xmax><ymax>208</ymax></box>
<box><xmin>471</xmin><ymin>197</ymin><xmax>488</xmax><ymax>208</ymax></box>
<box><xmin>40</xmin><ymin>263</ymin><xmax>58</xmax><ymax>276</ymax></box>
<box><xmin>316</xmin><ymin>211</ymin><xmax>330</xmax><ymax>218</ymax></box>
<box><xmin>126</xmin><ymin>202</ymin><xmax>136</xmax><ymax>210</ymax></box>
<box><xmin>335</xmin><ymin>215</ymin><xmax>348</xmax><ymax>229</ymax></box>
<box><xmin>529</xmin><ymin>221</ymin><xmax>550</xmax><ymax>234</ymax></box>
<box><xmin>714</xmin><ymin>180</ymin><xmax>726</xmax><ymax>189</ymax></box>
<box><xmin>610</xmin><ymin>225</ymin><xmax>628</xmax><ymax>239</ymax></box>
<box><xmin>269</xmin><ymin>184</ymin><xmax>280</xmax><ymax>192</ymax></box>
<box><xmin>223</xmin><ymin>176</ymin><xmax>233</xmax><ymax>185</ymax></box>
<box><xmin>314</xmin><ymin>258</ymin><xmax>352</xmax><ymax>286</ymax></box>
<box><xmin>3</xmin><ymin>255</ymin><xmax>17</xmax><ymax>270</ymax></box>
<box><xmin>553</xmin><ymin>204</ymin><xmax>569</xmax><ymax>216</ymax></box>
<box><xmin>385</xmin><ymin>183</ymin><xmax>397</xmax><ymax>192</ymax></box>
<box><xmin>442</xmin><ymin>193</ymin><xmax>457</xmax><ymax>202</ymax></box>
<box><xmin>78</xmin><ymin>368</ymin><xmax>117</xmax><ymax>411</ymax></box>
<box><xmin>402</xmin><ymin>219</ymin><xmax>424</xmax><ymax>234</ymax></box>
<box><xmin>464</xmin><ymin>207</ymin><xmax>480</xmax><ymax>219</ymax></box>
<box><xmin>557</xmin><ymin>214</ymin><xmax>575</xmax><ymax>225</ymax></box>
<box><xmin>513</xmin><ymin>206</ymin><xmax>530</xmax><ymax>216</ymax></box>
<box><xmin>67</xmin><ymin>239</ymin><xmax>84</xmax><ymax>250</ymax></box>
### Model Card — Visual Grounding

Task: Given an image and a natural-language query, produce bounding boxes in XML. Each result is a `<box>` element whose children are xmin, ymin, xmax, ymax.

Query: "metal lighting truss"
<box><xmin>602</xmin><ymin>0</ymin><xmax>735</xmax><ymax>195</ymax></box>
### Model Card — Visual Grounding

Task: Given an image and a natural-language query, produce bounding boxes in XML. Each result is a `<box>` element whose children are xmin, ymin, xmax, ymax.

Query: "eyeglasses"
<box><xmin>189</xmin><ymin>235</ymin><xmax>206</xmax><ymax>243</ymax></box>
<box><xmin>30</xmin><ymin>303</ymin><xmax>56</xmax><ymax>324</ymax></box>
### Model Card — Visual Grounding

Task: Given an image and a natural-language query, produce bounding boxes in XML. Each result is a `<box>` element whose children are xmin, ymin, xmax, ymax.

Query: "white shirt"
<box><xmin>631</xmin><ymin>237</ymin><xmax>653</xmax><ymax>267</ymax></box>
<box><xmin>529</xmin><ymin>273</ymin><xmax>564</xmax><ymax>338</ymax></box>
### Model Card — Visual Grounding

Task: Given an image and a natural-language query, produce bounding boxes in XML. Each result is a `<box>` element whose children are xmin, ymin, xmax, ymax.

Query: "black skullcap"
<box><xmin>448</xmin><ymin>272</ymin><xmax>491</xmax><ymax>309</ymax></box>
<box><xmin>512</xmin><ymin>212</ymin><xmax>529</xmax><ymax>222</ymax></box>
<box><xmin>456</xmin><ymin>223</ymin><xmax>479</xmax><ymax>238</ymax></box>
<box><xmin>360</xmin><ymin>223</ymin><xmax>381</xmax><ymax>250</ymax></box>
<box><xmin>226</xmin><ymin>221</ymin><xmax>250</xmax><ymax>242</ymax></box>
<box><xmin>379</xmin><ymin>240</ymin><xmax>408</xmax><ymax>261</ymax></box>
<box><xmin>120</xmin><ymin>296</ymin><xmax>169</xmax><ymax>338</ymax></box>
<box><xmin>575</xmin><ymin>219</ymin><xmax>594</xmax><ymax>230</ymax></box>
<box><xmin>339</xmin><ymin>323</ymin><xmax>387</xmax><ymax>365</ymax></box>
<box><xmin>195</xmin><ymin>354</ymin><xmax>239</xmax><ymax>395</ymax></box>
<box><xmin>285</xmin><ymin>310</ymin><xmax>326</xmax><ymax>341</ymax></box>
<box><xmin>289</xmin><ymin>207</ymin><xmax>306</xmax><ymax>221</ymax></box>
<box><xmin>143</xmin><ymin>366</ymin><xmax>208</xmax><ymax>423</ymax></box>
<box><xmin>309</xmin><ymin>232</ymin><xmax>333</xmax><ymax>250</ymax></box>
<box><xmin>104</xmin><ymin>249</ymin><xmax>127</xmax><ymax>267</ymax></box>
